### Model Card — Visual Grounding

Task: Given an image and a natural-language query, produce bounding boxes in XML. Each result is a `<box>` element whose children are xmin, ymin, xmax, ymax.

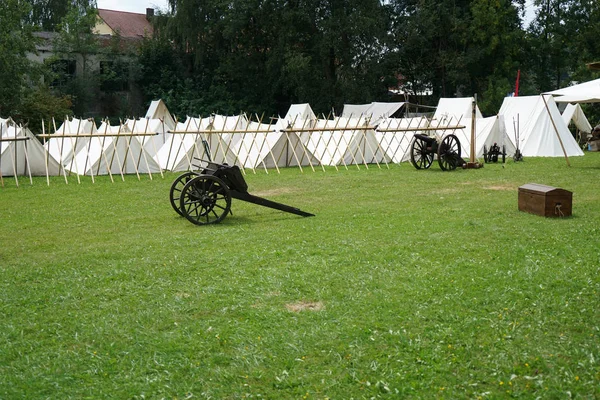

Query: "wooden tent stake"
<box><xmin>42</xmin><ymin>120</ymin><xmax>50</xmax><ymax>186</ymax></box>
<box><xmin>542</xmin><ymin>94</ymin><xmax>570</xmax><ymax>167</ymax></box>
<box><xmin>53</xmin><ymin>118</ymin><xmax>69</xmax><ymax>184</ymax></box>
<box><xmin>99</xmin><ymin>120</ymin><xmax>115</xmax><ymax>183</ymax></box>
<box><xmin>123</xmin><ymin>119</ymin><xmax>141</xmax><ymax>180</ymax></box>
<box><xmin>21</xmin><ymin>127</ymin><xmax>34</xmax><ymax>185</ymax></box>
<box><xmin>69</xmin><ymin>118</ymin><xmax>82</xmax><ymax>183</ymax></box>
<box><xmin>164</xmin><ymin>115</ymin><xmax>182</xmax><ymax>171</ymax></box>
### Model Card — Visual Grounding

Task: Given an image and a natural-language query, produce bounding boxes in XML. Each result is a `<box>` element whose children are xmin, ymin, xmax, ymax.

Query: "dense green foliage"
<box><xmin>0</xmin><ymin>0</ymin><xmax>38</xmax><ymax>117</ymax></box>
<box><xmin>1</xmin><ymin>0</ymin><xmax>600</xmax><ymax>126</ymax></box>
<box><xmin>1</xmin><ymin>155</ymin><xmax>599</xmax><ymax>398</ymax></box>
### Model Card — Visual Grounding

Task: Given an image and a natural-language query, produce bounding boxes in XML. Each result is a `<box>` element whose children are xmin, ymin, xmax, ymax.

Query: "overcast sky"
<box><xmin>97</xmin><ymin>0</ymin><xmax>170</xmax><ymax>14</ymax></box>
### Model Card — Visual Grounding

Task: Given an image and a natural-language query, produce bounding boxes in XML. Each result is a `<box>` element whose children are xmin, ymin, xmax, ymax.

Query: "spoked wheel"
<box><xmin>437</xmin><ymin>134</ymin><xmax>462</xmax><ymax>171</ymax></box>
<box><xmin>483</xmin><ymin>145</ymin><xmax>489</xmax><ymax>163</ymax></box>
<box><xmin>170</xmin><ymin>171</ymin><xmax>198</xmax><ymax>216</ymax></box>
<box><xmin>410</xmin><ymin>137</ymin><xmax>434</xmax><ymax>169</ymax></box>
<box><xmin>180</xmin><ymin>175</ymin><xmax>232</xmax><ymax>225</ymax></box>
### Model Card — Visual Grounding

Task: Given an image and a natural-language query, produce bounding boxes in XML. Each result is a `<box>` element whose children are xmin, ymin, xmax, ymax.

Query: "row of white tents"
<box><xmin>0</xmin><ymin>92</ymin><xmax>593</xmax><ymax>184</ymax></box>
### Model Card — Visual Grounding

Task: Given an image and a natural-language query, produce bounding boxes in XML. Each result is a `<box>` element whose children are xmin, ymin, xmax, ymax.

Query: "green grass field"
<box><xmin>1</xmin><ymin>155</ymin><xmax>599</xmax><ymax>399</ymax></box>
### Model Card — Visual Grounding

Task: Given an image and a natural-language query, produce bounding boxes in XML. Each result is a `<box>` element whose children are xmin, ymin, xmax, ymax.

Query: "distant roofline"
<box><xmin>98</xmin><ymin>8</ymin><xmax>146</xmax><ymax>15</ymax></box>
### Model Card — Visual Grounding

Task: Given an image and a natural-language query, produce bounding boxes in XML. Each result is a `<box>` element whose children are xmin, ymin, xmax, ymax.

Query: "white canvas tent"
<box><xmin>498</xmin><ymin>95</ymin><xmax>583</xmax><ymax>157</ymax></box>
<box><xmin>433</xmin><ymin>97</ymin><xmax>483</xmax><ymax>123</ymax></box>
<box><xmin>68</xmin><ymin>121</ymin><xmax>163</xmax><ymax>178</ymax></box>
<box><xmin>260</xmin><ymin>104</ymin><xmax>320</xmax><ymax>169</ymax></box>
<box><xmin>546</xmin><ymin>78</ymin><xmax>600</xmax><ymax>103</ymax></box>
<box><xmin>145</xmin><ymin>99</ymin><xmax>176</xmax><ymax>128</ymax></box>
<box><xmin>561</xmin><ymin>103</ymin><xmax>592</xmax><ymax>133</ymax></box>
<box><xmin>474</xmin><ymin>116</ymin><xmax>516</xmax><ymax>158</ymax></box>
<box><xmin>341</xmin><ymin>102</ymin><xmax>405</xmax><ymax>125</ymax></box>
<box><xmin>299</xmin><ymin>116</ymin><xmax>384</xmax><ymax>167</ymax></box>
<box><xmin>125</xmin><ymin>117</ymin><xmax>173</xmax><ymax>157</ymax></box>
<box><xmin>375</xmin><ymin>117</ymin><xmax>429</xmax><ymax>163</ymax></box>
<box><xmin>443</xmin><ymin>116</ymin><xmax>516</xmax><ymax>159</ymax></box>
<box><xmin>203</xmin><ymin>114</ymin><xmax>249</xmax><ymax>164</ymax></box>
<box><xmin>228</xmin><ymin>119</ymin><xmax>278</xmax><ymax>171</ymax></box>
<box><xmin>155</xmin><ymin>116</ymin><xmax>212</xmax><ymax>172</ymax></box>
<box><xmin>0</xmin><ymin>121</ymin><xmax>62</xmax><ymax>181</ymax></box>
<box><xmin>44</xmin><ymin>117</ymin><xmax>97</xmax><ymax>174</ymax></box>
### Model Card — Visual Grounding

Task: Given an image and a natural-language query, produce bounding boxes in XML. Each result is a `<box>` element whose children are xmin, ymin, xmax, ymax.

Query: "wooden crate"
<box><xmin>518</xmin><ymin>183</ymin><xmax>572</xmax><ymax>217</ymax></box>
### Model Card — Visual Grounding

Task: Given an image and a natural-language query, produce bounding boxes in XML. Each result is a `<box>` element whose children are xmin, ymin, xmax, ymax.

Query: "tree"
<box><xmin>158</xmin><ymin>0</ymin><xmax>391</xmax><ymax>116</ymax></box>
<box><xmin>0</xmin><ymin>0</ymin><xmax>37</xmax><ymax>117</ymax></box>
<box><xmin>468</xmin><ymin>0</ymin><xmax>525</xmax><ymax>113</ymax></box>
<box><xmin>51</xmin><ymin>0</ymin><xmax>100</xmax><ymax>116</ymax></box>
<box><xmin>528</xmin><ymin>0</ymin><xmax>576</xmax><ymax>92</ymax></box>
<box><xmin>26</xmin><ymin>0</ymin><xmax>72</xmax><ymax>30</ymax></box>
<box><xmin>388</xmin><ymin>0</ymin><xmax>526</xmax><ymax>114</ymax></box>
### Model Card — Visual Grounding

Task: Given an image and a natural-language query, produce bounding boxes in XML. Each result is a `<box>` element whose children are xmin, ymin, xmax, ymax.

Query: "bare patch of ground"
<box><xmin>484</xmin><ymin>184</ymin><xmax>515</xmax><ymax>191</ymax></box>
<box><xmin>286</xmin><ymin>301</ymin><xmax>324</xmax><ymax>312</ymax></box>
<box><xmin>437</xmin><ymin>187</ymin><xmax>461</xmax><ymax>194</ymax></box>
<box><xmin>253</xmin><ymin>187</ymin><xmax>296</xmax><ymax>197</ymax></box>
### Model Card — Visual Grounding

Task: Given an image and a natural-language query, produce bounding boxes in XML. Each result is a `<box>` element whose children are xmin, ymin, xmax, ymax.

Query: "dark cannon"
<box><xmin>410</xmin><ymin>133</ymin><xmax>465</xmax><ymax>171</ymax></box>
<box><xmin>483</xmin><ymin>142</ymin><xmax>506</xmax><ymax>163</ymax></box>
<box><xmin>170</xmin><ymin>160</ymin><xmax>314</xmax><ymax>225</ymax></box>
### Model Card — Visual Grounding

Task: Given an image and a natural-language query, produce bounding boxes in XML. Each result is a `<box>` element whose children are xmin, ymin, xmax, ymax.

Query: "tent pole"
<box><xmin>318</xmin><ymin>111</ymin><xmax>339</xmax><ymax>171</ymax></box>
<box><xmin>235</xmin><ymin>113</ymin><xmax>251</xmax><ymax>175</ymax></box>
<box><xmin>54</xmin><ymin>118</ymin><xmax>69</xmax><ymax>184</ymax></box>
<box><xmin>285</xmin><ymin>114</ymin><xmax>306</xmax><ymax>172</ymax></box>
<box><xmin>42</xmin><ymin>120</ymin><xmax>50</xmax><ymax>186</ymax></box>
<box><xmin>185</xmin><ymin>117</ymin><xmax>199</xmax><ymax>170</ymax></box>
<box><xmin>542</xmin><ymin>95</ymin><xmax>570</xmax><ymax>167</ymax></box>
<box><xmin>365</xmin><ymin>115</ymin><xmax>389</xmax><ymax>169</ymax></box>
<box><xmin>249</xmin><ymin>113</ymin><xmax>266</xmax><ymax>174</ymax></box>
<box><xmin>308</xmin><ymin>112</ymin><xmax>328</xmax><ymax>172</ymax></box>
<box><xmin>22</xmin><ymin>127</ymin><xmax>34</xmax><ymax>185</ymax></box>
<box><xmin>331</xmin><ymin>113</ymin><xmax>350</xmax><ymax>170</ymax></box>
<box><xmin>470</xmin><ymin>95</ymin><xmax>476</xmax><ymax>163</ymax></box>
<box><xmin>99</xmin><ymin>120</ymin><xmax>114</xmax><ymax>183</ymax></box>
<box><xmin>134</xmin><ymin>119</ymin><xmax>147</xmax><ymax>174</ymax></box>
<box><xmin>377</xmin><ymin>115</ymin><xmax>395</xmax><ymax>162</ymax></box>
<box><xmin>155</xmin><ymin>120</ymin><xmax>165</xmax><ymax>178</ymax></box>
<box><xmin>124</xmin><ymin>119</ymin><xmax>141</xmax><ymax>180</ymax></box>
<box><xmin>110</xmin><ymin>121</ymin><xmax>125</xmax><ymax>181</ymax></box>
<box><xmin>10</xmin><ymin>124</ymin><xmax>19</xmax><ymax>187</ymax></box>
<box><xmin>138</xmin><ymin>119</ymin><xmax>153</xmax><ymax>180</ymax></box>
<box><xmin>340</xmin><ymin>114</ymin><xmax>362</xmax><ymax>170</ymax></box>
<box><xmin>58</xmin><ymin>117</ymin><xmax>69</xmax><ymax>182</ymax></box>
<box><xmin>261</xmin><ymin>116</ymin><xmax>280</xmax><ymax>174</ymax></box>
<box><xmin>292</xmin><ymin>113</ymin><xmax>316</xmax><ymax>172</ymax></box>
<box><xmin>69</xmin><ymin>118</ymin><xmax>82</xmax><ymax>183</ymax></box>
<box><xmin>256</xmin><ymin>114</ymin><xmax>272</xmax><ymax>174</ymax></box>
<box><xmin>165</xmin><ymin>115</ymin><xmax>181</xmax><ymax>171</ymax></box>
<box><xmin>84</xmin><ymin>120</ymin><xmax>95</xmax><ymax>183</ymax></box>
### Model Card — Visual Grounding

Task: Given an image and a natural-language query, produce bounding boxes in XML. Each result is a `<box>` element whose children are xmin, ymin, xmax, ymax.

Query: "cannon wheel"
<box><xmin>483</xmin><ymin>145</ymin><xmax>488</xmax><ymax>163</ymax></box>
<box><xmin>410</xmin><ymin>136</ymin><xmax>434</xmax><ymax>169</ymax></box>
<box><xmin>437</xmin><ymin>134</ymin><xmax>461</xmax><ymax>171</ymax></box>
<box><xmin>169</xmin><ymin>171</ymin><xmax>198</xmax><ymax>216</ymax></box>
<box><xmin>180</xmin><ymin>175</ymin><xmax>232</xmax><ymax>225</ymax></box>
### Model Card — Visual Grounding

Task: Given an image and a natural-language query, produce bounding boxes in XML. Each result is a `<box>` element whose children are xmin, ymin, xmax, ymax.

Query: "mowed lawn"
<box><xmin>1</xmin><ymin>154</ymin><xmax>599</xmax><ymax>399</ymax></box>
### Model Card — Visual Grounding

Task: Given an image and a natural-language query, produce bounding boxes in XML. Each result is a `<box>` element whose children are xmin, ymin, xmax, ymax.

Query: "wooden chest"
<box><xmin>518</xmin><ymin>183</ymin><xmax>572</xmax><ymax>217</ymax></box>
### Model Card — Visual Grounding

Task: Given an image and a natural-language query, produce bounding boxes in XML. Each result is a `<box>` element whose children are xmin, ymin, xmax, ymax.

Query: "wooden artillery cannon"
<box><xmin>483</xmin><ymin>142</ymin><xmax>506</xmax><ymax>163</ymax></box>
<box><xmin>170</xmin><ymin>160</ymin><xmax>314</xmax><ymax>225</ymax></box>
<box><xmin>410</xmin><ymin>133</ymin><xmax>465</xmax><ymax>171</ymax></box>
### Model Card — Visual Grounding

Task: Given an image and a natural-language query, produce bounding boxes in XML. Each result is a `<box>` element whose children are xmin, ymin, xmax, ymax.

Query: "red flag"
<box><xmin>515</xmin><ymin>69</ymin><xmax>521</xmax><ymax>97</ymax></box>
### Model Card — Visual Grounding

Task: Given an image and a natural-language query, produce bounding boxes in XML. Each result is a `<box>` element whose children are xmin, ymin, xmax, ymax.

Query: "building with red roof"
<box><xmin>94</xmin><ymin>8</ymin><xmax>154</xmax><ymax>39</ymax></box>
